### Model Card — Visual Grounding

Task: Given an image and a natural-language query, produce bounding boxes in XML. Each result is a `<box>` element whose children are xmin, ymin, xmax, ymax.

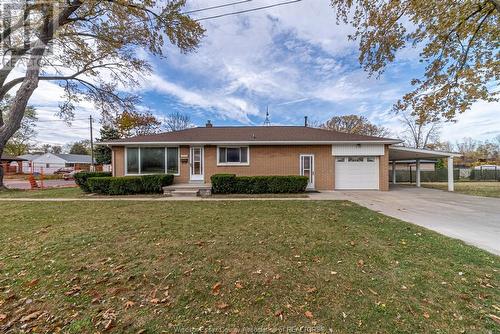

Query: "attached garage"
<box><xmin>335</xmin><ymin>156</ymin><xmax>379</xmax><ymax>190</ymax></box>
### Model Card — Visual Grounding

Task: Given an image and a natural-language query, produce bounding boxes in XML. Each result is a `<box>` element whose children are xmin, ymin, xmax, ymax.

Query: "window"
<box><xmin>366</xmin><ymin>157</ymin><xmax>376</xmax><ymax>162</ymax></box>
<box><xmin>166</xmin><ymin>147</ymin><xmax>179</xmax><ymax>174</ymax></box>
<box><xmin>336</xmin><ymin>157</ymin><xmax>346</xmax><ymax>162</ymax></box>
<box><xmin>126</xmin><ymin>147</ymin><xmax>179</xmax><ymax>175</ymax></box>
<box><xmin>141</xmin><ymin>147</ymin><xmax>165</xmax><ymax>174</ymax></box>
<box><xmin>126</xmin><ymin>148</ymin><xmax>139</xmax><ymax>174</ymax></box>
<box><xmin>348</xmin><ymin>157</ymin><xmax>364</xmax><ymax>162</ymax></box>
<box><xmin>218</xmin><ymin>147</ymin><xmax>249</xmax><ymax>165</ymax></box>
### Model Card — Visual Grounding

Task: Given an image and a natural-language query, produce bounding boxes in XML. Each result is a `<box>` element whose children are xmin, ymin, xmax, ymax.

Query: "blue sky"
<box><xmin>29</xmin><ymin>0</ymin><xmax>499</xmax><ymax>145</ymax></box>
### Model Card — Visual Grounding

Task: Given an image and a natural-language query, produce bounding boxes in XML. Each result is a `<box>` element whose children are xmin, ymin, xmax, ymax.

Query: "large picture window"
<box><xmin>141</xmin><ymin>147</ymin><xmax>165</xmax><ymax>174</ymax></box>
<box><xmin>218</xmin><ymin>146</ymin><xmax>249</xmax><ymax>165</ymax></box>
<box><xmin>126</xmin><ymin>147</ymin><xmax>179</xmax><ymax>175</ymax></box>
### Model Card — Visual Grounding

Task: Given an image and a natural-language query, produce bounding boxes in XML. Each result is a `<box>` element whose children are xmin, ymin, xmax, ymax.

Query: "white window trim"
<box><xmin>216</xmin><ymin>146</ymin><xmax>250</xmax><ymax>166</ymax></box>
<box><xmin>125</xmin><ymin>146</ymin><xmax>180</xmax><ymax>176</ymax></box>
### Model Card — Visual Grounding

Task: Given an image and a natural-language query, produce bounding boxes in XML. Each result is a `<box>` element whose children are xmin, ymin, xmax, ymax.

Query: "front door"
<box><xmin>190</xmin><ymin>147</ymin><xmax>204</xmax><ymax>181</ymax></box>
<box><xmin>300</xmin><ymin>154</ymin><xmax>315</xmax><ymax>190</ymax></box>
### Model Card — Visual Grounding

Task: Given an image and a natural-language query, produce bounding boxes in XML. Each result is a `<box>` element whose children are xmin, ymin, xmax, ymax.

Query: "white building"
<box><xmin>16</xmin><ymin>153</ymin><xmax>94</xmax><ymax>174</ymax></box>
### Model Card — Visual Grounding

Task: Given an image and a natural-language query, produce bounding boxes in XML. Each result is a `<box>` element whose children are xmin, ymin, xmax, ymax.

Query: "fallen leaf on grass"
<box><xmin>235</xmin><ymin>282</ymin><xmax>243</xmax><ymax>289</ymax></box>
<box><xmin>150</xmin><ymin>298</ymin><xmax>160</xmax><ymax>304</ymax></box>
<box><xmin>306</xmin><ymin>287</ymin><xmax>317</xmax><ymax>294</ymax></box>
<box><xmin>423</xmin><ymin>312</ymin><xmax>430</xmax><ymax>319</ymax></box>
<box><xmin>488</xmin><ymin>314</ymin><xmax>500</xmax><ymax>325</ymax></box>
<box><xmin>275</xmin><ymin>309</ymin><xmax>284</xmax><ymax>320</ymax></box>
<box><xmin>368</xmin><ymin>288</ymin><xmax>378</xmax><ymax>295</ymax></box>
<box><xmin>64</xmin><ymin>285</ymin><xmax>81</xmax><ymax>296</ymax></box>
<box><xmin>20</xmin><ymin>311</ymin><xmax>42</xmax><ymax>322</ymax></box>
<box><xmin>0</xmin><ymin>313</ymin><xmax>6</xmax><ymax>321</ymax></box>
<box><xmin>216</xmin><ymin>302</ymin><xmax>229</xmax><ymax>310</ymax></box>
<box><xmin>357</xmin><ymin>260</ymin><xmax>364</xmax><ymax>267</ymax></box>
<box><xmin>212</xmin><ymin>282</ymin><xmax>222</xmax><ymax>295</ymax></box>
<box><xmin>104</xmin><ymin>319</ymin><xmax>114</xmax><ymax>331</ymax></box>
<box><xmin>124</xmin><ymin>301</ymin><xmax>135</xmax><ymax>309</ymax></box>
<box><xmin>304</xmin><ymin>311</ymin><xmax>313</xmax><ymax>319</ymax></box>
<box><xmin>26</xmin><ymin>279</ymin><xmax>39</xmax><ymax>287</ymax></box>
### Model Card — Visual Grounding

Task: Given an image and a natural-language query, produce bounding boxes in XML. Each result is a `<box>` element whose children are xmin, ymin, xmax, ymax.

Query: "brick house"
<box><xmin>102</xmin><ymin>124</ymin><xmax>405</xmax><ymax>191</ymax></box>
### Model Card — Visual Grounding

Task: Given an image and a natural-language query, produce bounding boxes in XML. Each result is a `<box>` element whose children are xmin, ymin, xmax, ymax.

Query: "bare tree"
<box><xmin>163</xmin><ymin>112</ymin><xmax>192</xmax><ymax>132</ymax></box>
<box><xmin>399</xmin><ymin>112</ymin><xmax>441</xmax><ymax>148</ymax></box>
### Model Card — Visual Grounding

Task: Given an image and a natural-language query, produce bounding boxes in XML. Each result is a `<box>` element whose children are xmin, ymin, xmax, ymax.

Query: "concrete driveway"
<box><xmin>313</xmin><ymin>185</ymin><xmax>500</xmax><ymax>255</ymax></box>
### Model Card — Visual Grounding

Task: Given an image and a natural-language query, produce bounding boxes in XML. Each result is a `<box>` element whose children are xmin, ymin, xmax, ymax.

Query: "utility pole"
<box><xmin>89</xmin><ymin>115</ymin><xmax>95</xmax><ymax>171</ymax></box>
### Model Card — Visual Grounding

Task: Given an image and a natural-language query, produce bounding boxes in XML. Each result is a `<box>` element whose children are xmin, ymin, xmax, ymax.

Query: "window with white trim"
<box><xmin>126</xmin><ymin>147</ymin><xmax>179</xmax><ymax>175</ymax></box>
<box><xmin>218</xmin><ymin>146</ymin><xmax>249</xmax><ymax>165</ymax></box>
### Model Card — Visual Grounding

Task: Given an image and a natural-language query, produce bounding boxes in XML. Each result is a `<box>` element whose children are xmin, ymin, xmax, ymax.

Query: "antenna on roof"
<box><xmin>264</xmin><ymin>106</ymin><xmax>271</xmax><ymax>126</ymax></box>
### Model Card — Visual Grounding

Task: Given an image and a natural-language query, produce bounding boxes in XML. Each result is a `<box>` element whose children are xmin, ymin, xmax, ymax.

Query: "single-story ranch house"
<box><xmin>102</xmin><ymin>123</ymin><xmax>461</xmax><ymax>191</ymax></box>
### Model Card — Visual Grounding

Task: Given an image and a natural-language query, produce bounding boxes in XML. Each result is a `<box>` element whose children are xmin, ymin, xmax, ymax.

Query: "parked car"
<box><xmin>54</xmin><ymin>167</ymin><xmax>73</xmax><ymax>174</ymax></box>
<box><xmin>63</xmin><ymin>170</ymin><xmax>82</xmax><ymax>180</ymax></box>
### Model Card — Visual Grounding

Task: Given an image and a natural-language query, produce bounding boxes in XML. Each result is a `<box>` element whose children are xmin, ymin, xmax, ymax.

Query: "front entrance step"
<box><xmin>171</xmin><ymin>190</ymin><xmax>199</xmax><ymax>197</ymax></box>
<box><xmin>163</xmin><ymin>184</ymin><xmax>212</xmax><ymax>197</ymax></box>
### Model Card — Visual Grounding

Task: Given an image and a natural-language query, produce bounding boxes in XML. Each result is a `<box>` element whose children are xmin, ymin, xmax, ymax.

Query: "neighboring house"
<box><xmin>16</xmin><ymin>153</ymin><xmax>94</xmax><ymax>174</ymax></box>
<box><xmin>101</xmin><ymin>123</ymin><xmax>461</xmax><ymax>191</ymax></box>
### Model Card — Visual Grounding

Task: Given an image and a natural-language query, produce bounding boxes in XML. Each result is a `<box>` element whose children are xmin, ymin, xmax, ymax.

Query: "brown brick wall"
<box><xmin>202</xmin><ymin>145</ymin><xmax>334</xmax><ymax>190</ymax></box>
<box><xmin>110</xmin><ymin>144</ymin><xmax>391</xmax><ymax>191</ymax></box>
<box><xmin>379</xmin><ymin>145</ymin><xmax>390</xmax><ymax>191</ymax></box>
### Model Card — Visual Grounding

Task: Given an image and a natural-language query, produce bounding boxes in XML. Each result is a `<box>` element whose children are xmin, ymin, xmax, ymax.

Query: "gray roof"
<box><xmin>54</xmin><ymin>154</ymin><xmax>93</xmax><ymax>164</ymax></box>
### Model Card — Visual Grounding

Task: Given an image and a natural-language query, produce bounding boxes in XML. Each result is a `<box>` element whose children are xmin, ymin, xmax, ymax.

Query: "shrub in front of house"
<box><xmin>74</xmin><ymin>171</ymin><xmax>112</xmax><ymax>192</ymax></box>
<box><xmin>211</xmin><ymin>174</ymin><xmax>308</xmax><ymax>194</ymax></box>
<box><xmin>86</xmin><ymin>174</ymin><xmax>174</xmax><ymax>195</ymax></box>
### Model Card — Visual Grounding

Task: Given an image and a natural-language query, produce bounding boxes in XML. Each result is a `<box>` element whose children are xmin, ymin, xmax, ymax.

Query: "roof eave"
<box><xmin>98</xmin><ymin>140</ymin><xmax>402</xmax><ymax>146</ymax></box>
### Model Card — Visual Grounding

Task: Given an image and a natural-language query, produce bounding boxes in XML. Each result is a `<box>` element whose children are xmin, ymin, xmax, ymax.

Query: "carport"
<box><xmin>389</xmin><ymin>146</ymin><xmax>462</xmax><ymax>191</ymax></box>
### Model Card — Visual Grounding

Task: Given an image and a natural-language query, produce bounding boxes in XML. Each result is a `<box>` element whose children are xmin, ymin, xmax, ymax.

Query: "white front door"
<box><xmin>300</xmin><ymin>154</ymin><xmax>315</xmax><ymax>190</ymax></box>
<box><xmin>335</xmin><ymin>156</ymin><xmax>379</xmax><ymax>190</ymax></box>
<box><xmin>190</xmin><ymin>147</ymin><xmax>204</xmax><ymax>181</ymax></box>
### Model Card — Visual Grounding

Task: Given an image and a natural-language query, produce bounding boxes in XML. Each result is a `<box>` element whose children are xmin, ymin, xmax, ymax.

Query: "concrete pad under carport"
<box><xmin>312</xmin><ymin>185</ymin><xmax>500</xmax><ymax>255</ymax></box>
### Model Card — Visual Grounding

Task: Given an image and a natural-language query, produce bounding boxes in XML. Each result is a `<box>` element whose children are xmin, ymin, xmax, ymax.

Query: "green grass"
<box><xmin>421</xmin><ymin>181</ymin><xmax>500</xmax><ymax>198</ymax></box>
<box><xmin>0</xmin><ymin>187</ymin><xmax>84</xmax><ymax>198</ymax></box>
<box><xmin>0</xmin><ymin>201</ymin><xmax>498</xmax><ymax>333</ymax></box>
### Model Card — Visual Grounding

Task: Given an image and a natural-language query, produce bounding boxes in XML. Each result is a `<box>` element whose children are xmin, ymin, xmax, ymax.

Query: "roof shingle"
<box><xmin>103</xmin><ymin>126</ymin><xmax>399</xmax><ymax>144</ymax></box>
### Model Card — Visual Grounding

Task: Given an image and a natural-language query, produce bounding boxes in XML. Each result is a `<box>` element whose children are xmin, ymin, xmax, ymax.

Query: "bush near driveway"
<box><xmin>211</xmin><ymin>174</ymin><xmax>309</xmax><ymax>194</ymax></box>
<box><xmin>87</xmin><ymin>174</ymin><xmax>174</xmax><ymax>195</ymax></box>
<box><xmin>74</xmin><ymin>171</ymin><xmax>112</xmax><ymax>192</ymax></box>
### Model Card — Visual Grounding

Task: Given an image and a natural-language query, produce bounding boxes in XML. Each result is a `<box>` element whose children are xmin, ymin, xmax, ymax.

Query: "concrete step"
<box><xmin>170</xmin><ymin>190</ymin><xmax>199</xmax><ymax>197</ymax></box>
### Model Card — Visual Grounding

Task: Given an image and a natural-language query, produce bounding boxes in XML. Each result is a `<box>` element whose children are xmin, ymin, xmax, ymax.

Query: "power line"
<box><xmin>195</xmin><ymin>0</ymin><xmax>303</xmax><ymax>21</ymax></box>
<box><xmin>183</xmin><ymin>0</ymin><xmax>253</xmax><ymax>14</ymax></box>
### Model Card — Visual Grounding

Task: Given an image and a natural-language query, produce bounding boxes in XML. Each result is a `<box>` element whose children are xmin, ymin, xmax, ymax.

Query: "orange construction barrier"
<box><xmin>28</xmin><ymin>174</ymin><xmax>39</xmax><ymax>190</ymax></box>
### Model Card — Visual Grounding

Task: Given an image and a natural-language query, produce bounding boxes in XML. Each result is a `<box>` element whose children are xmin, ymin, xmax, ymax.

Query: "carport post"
<box><xmin>416</xmin><ymin>159</ymin><xmax>421</xmax><ymax>187</ymax></box>
<box><xmin>392</xmin><ymin>161</ymin><xmax>396</xmax><ymax>184</ymax></box>
<box><xmin>448</xmin><ymin>156</ymin><xmax>454</xmax><ymax>192</ymax></box>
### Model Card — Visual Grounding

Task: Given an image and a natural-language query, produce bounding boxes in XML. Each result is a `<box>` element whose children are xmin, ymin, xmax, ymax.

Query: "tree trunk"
<box><xmin>0</xmin><ymin>144</ymin><xmax>5</xmax><ymax>190</ymax></box>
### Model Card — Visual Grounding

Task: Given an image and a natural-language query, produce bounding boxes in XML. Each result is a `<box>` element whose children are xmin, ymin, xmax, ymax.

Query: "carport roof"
<box><xmin>389</xmin><ymin>146</ymin><xmax>461</xmax><ymax>161</ymax></box>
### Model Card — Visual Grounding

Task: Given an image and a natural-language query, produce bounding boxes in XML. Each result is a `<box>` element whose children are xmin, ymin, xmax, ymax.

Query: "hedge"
<box><xmin>74</xmin><ymin>171</ymin><xmax>112</xmax><ymax>192</ymax></box>
<box><xmin>86</xmin><ymin>174</ymin><xmax>174</xmax><ymax>195</ymax></box>
<box><xmin>211</xmin><ymin>174</ymin><xmax>308</xmax><ymax>194</ymax></box>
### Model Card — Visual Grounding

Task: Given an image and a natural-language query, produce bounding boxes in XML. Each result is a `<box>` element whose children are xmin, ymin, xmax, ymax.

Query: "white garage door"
<box><xmin>335</xmin><ymin>156</ymin><xmax>379</xmax><ymax>190</ymax></box>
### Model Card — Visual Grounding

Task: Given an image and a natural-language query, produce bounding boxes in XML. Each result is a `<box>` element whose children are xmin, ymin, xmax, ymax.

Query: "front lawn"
<box><xmin>421</xmin><ymin>181</ymin><xmax>500</xmax><ymax>198</ymax></box>
<box><xmin>0</xmin><ymin>201</ymin><xmax>498</xmax><ymax>333</ymax></box>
